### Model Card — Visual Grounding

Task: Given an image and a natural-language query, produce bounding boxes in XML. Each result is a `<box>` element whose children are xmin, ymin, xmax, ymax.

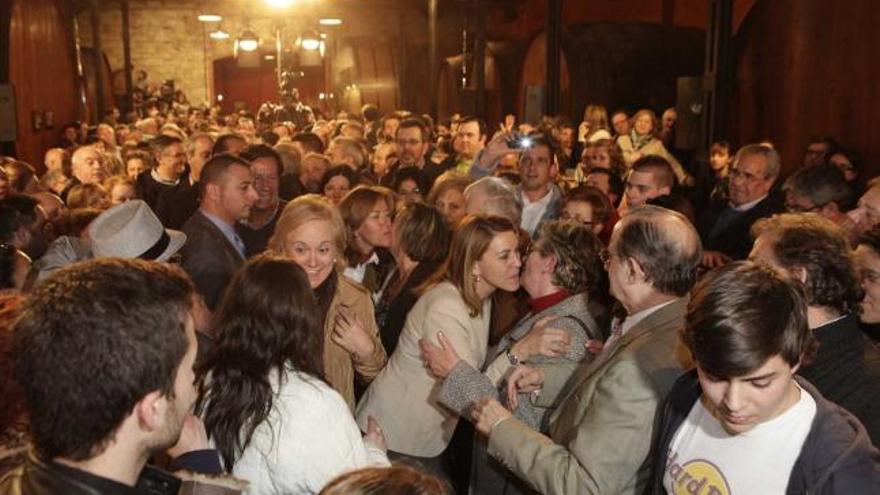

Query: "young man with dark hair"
<box><xmin>622</xmin><ymin>155</ymin><xmax>675</xmax><ymax>212</ymax></box>
<box><xmin>180</xmin><ymin>153</ymin><xmax>258</xmax><ymax>310</ymax></box>
<box><xmin>1</xmin><ymin>258</ymin><xmax>235</xmax><ymax>493</ymax></box>
<box><xmin>648</xmin><ymin>261</ymin><xmax>880</xmax><ymax>494</ymax></box>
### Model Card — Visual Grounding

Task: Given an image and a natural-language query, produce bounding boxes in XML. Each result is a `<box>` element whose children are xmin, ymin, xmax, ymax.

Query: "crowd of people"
<box><xmin>0</xmin><ymin>97</ymin><xmax>879</xmax><ymax>495</ymax></box>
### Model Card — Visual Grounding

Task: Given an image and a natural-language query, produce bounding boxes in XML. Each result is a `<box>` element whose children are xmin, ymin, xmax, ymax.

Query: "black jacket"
<box><xmin>697</xmin><ymin>193</ymin><xmax>783</xmax><ymax>261</ymax></box>
<box><xmin>154</xmin><ymin>179</ymin><xmax>199</xmax><ymax>230</ymax></box>
<box><xmin>646</xmin><ymin>370</ymin><xmax>880</xmax><ymax>494</ymax></box>
<box><xmin>799</xmin><ymin>314</ymin><xmax>880</xmax><ymax>445</ymax></box>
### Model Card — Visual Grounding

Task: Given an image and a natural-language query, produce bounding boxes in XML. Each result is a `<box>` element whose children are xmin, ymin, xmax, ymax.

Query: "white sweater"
<box><xmin>229</xmin><ymin>369</ymin><xmax>389</xmax><ymax>494</ymax></box>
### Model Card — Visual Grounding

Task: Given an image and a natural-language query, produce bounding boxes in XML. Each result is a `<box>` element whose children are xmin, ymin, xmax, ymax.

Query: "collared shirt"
<box><xmin>620</xmin><ymin>299</ymin><xmax>678</xmax><ymax>336</ymax></box>
<box><xmin>520</xmin><ymin>187</ymin><xmax>554</xmax><ymax>236</ymax></box>
<box><xmin>151</xmin><ymin>167</ymin><xmax>181</xmax><ymax>187</ymax></box>
<box><xmin>200</xmin><ymin>209</ymin><xmax>246</xmax><ymax>258</ymax></box>
<box><xmin>730</xmin><ymin>194</ymin><xmax>768</xmax><ymax>212</ymax></box>
<box><xmin>344</xmin><ymin>251</ymin><xmax>379</xmax><ymax>284</ymax></box>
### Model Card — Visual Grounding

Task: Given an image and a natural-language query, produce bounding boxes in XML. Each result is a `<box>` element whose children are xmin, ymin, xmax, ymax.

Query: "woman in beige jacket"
<box><xmin>356</xmin><ymin>215</ymin><xmax>522</xmax><ymax>478</ymax></box>
<box><xmin>269</xmin><ymin>194</ymin><xmax>386</xmax><ymax>411</ymax></box>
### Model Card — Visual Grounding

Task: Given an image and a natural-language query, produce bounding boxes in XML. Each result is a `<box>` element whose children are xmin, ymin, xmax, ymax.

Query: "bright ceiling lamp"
<box><xmin>238</xmin><ymin>30</ymin><xmax>260</xmax><ymax>52</ymax></box>
<box><xmin>197</xmin><ymin>14</ymin><xmax>222</xmax><ymax>22</ymax></box>
<box><xmin>266</xmin><ymin>0</ymin><xmax>295</xmax><ymax>7</ymax></box>
<box><xmin>209</xmin><ymin>29</ymin><xmax>230</xmax><ymax>40</ymax></box>
<box><xmin>319</xmin><ymin>18</ymin><xmax>343</xmax><ymax>26</ymax></box>
<box><xmin>301</xmin><ymin>30</ymin><xmax>321</xmax><ymax>50</ymax></box>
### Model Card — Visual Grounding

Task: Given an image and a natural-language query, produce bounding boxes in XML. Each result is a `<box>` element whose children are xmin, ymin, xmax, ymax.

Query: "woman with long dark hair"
<box><xmin>198</xmin><ymin>256</ymin><xmax>388</xmax><ymax>494</ymax></box>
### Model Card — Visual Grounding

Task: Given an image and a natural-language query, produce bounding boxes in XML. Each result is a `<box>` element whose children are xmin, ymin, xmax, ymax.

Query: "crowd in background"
<box><xmin>0</xmin><ymin>88</ymin><xmax>878</xmax><ymax>495</ymax></box>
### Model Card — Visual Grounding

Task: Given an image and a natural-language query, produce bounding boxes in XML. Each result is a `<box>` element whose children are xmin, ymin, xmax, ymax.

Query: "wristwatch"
<box><xmin>506</xmin><ymin>347</ymin><xmax>521</xmax><ymax>366</ymax></box>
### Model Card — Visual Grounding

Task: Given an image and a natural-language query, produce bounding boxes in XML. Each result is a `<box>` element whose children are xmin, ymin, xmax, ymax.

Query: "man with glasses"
<box><xmin>782</xmin><ymin>163</ymin><xmax>853</xmax><ymax>227</ymax></box>
<box><xmin>697</xmin><ymin>143</ymin><xmax>783</xmax><ymax>268</ymax></box>
<box><xmin>238</xmin><ymin>145</ymin><xmax>286</xmax><ymax>257</ymax></box>
<box><xmin>384</xmin><ymin>118</ymin><xmax>446</xmax><ymax>189</ymax></box>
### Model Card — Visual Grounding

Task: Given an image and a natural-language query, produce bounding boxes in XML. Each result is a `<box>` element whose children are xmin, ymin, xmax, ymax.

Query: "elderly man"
<box><xmin>61</xmin><ymin>145</ymin><xmax>109</xmax><ymax>200</ymax></box>
<box><xmin>472</xmin><ymin>205</ymin><xmax>701</xmax><ymax>495</ymax></box>
<box><xmin>750</xmin><ymin>213</ymin><xmax>880</xmax><ymax>444</ymax></box>
<box><xmin>698</xmin><ymin>143</ymin><xmax>783</xmax><ymax>267</ymax></box>
<box><xmin>848</xmin><ymin>178</ymin><xmax>880</xmax><ymax>236</ymax></box>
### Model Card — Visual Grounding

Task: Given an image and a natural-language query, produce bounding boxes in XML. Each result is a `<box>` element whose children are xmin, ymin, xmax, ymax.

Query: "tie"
<box><xmin>232</xmin><ymin>234</ymin><xmax>246</xmax><ymax>258</ymax></box>
<box><xmin>603</xmin><ymin>317</ymin><xmax>625</xmax><ymax>353</ymax></box>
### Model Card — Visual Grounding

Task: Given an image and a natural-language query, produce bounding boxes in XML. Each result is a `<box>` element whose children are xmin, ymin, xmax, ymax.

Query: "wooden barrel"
<box><xmin>81</xmin><ymin>47</ymin><xmax>114</xmax><ymax>121</ymax></box>
<box><xmin>517</xmin><ymin>23</ymin><xmax>704</xmax><ymax>122</ymax></box>
<box><xmin>436</xmin><ymin>45</ymin><xmax>508</xmax><ymax>128</ymax></box>
<box><xmin>332</xmin><ymin>37</ymin><xmax>400</xmax><ymax>116</ymax></box>
<box><xmin>4</xmin><ymin>0</ymin><xmax>80</xmax><ymax>166</ymax></box>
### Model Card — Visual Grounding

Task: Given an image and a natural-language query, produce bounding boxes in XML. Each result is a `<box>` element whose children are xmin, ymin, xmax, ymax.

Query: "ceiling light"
<box><xmin>209</xmin><ymin>29</ymin><xmax>230</xmax><ymax>40</ymax></box>
<box><xmin>266</xmin><ymin>0</ymin><xmax>295</xmax><ymax>7</ymax></box>
<box><xmin>301</xmin><ymin>30</ymin><xmax>321</xmax><ymax>50</ymax></box>
<box><xmin>319</xmin><ymin>18</ymin><xmax>343</xmax><ymax>26</ymax></box>
<box><xmin>238</xmin><ymin>30</ymin><xmax>260</xmax><ymax>52</ymax></box>
<box><xmin>197</xmin><ymin>14</ymin><xmax>222</xmax><ymax>22</ymax></box>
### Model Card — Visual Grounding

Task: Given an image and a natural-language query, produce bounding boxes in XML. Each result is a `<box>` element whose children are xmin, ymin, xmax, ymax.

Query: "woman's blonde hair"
<box><xmin>268</xmin><ymin>194</ymin><xmax>348</xmax><ymax>271</ymax></box>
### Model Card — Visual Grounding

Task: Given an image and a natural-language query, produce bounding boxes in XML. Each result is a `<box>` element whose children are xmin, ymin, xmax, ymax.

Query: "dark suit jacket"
<box><xmin>180</xmin><ymin>210</ymin><xmax>244</xmax><ymax>311</ymax></box>
<box><xmin>136</xmin><ymin>170</ymin><xmax>177</xmax><ymax>211</ymax></box>
<box><xmin>697</xmin><ymin>193</ymin><xmax>783</xmax><ymax>260</ymax></box>
<box><xmin>155</xmin><ymin>179</ymin><xmax>199</xmax><ymax>230</ymax></box>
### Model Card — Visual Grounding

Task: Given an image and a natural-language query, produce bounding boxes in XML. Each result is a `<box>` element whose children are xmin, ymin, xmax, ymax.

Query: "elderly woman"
<box><xmin>617</xmin><ymin>108</ymin><xmax>693</xmax><ymax>186</ymax></box>
<box><xmin>268</xmin><ymin>195</ymin><xmax>386</xmax><ymax>410</ymax></box>
<box><xmin>356</xmin><ymin>215</ymin><xmax>522</xmax><ymax>478</ymax></box>
<box><xmin>421</xmin><ymin>220</ymin><xmax>605</xmax><ymax>494</ymax></box>
<box><xmin>339</xmin><ymin>186</ymin><xmax>395</xmax><ymax>292</ymax></box>
<box><xmin>427</xmin><ymin>171</ymin><xmax>472</xmax><ymax>228</ymax></box>
<box><xmin>375</xmin><ymin>202</ymin><xmax>451</xmax><ymax>354</ymax></box>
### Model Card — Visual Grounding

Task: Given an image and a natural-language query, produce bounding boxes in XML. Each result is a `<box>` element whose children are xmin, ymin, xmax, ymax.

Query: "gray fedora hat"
<box><xmin>89</xmin><ymin>200</ymin><xmax>186</xmax><ymax>261</ymax></box>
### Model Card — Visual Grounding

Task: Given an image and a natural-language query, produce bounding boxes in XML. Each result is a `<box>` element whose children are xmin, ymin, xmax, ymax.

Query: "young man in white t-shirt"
<box><xmin>647</xmin><ymin>261</ymin><xmax>880</xmax><ymax>495</ymax></box>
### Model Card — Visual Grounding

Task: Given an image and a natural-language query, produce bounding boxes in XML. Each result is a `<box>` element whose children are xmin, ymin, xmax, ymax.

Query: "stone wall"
<box><xmin>77</xmin><ymin>0</ymin><xmax>411</xmax><ymax>108</ymax></box>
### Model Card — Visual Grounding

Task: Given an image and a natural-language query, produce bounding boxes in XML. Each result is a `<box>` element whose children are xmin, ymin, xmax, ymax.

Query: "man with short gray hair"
<box><xmin>698</xmin><ymin>143</ymin><xmax>783</xmax><ymax>268</ymax></box>
<box><xmin>464</xmin><ymin>176</ymin><xmax>524</xmax><ymax>226</ymax></box>
<box><xmin>783</xmin><ymin>163</ymin><xmax>853</xmax><ymax>226</ymax></box>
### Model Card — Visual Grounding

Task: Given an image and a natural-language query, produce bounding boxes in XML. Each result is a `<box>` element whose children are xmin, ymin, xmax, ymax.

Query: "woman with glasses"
<box><xmin>420</xmin><ymin>220</ymin><xmax>606</xmax><ymax>494</ymax></box>
<box><xmin>560</xmin><ymin>185</ymin><xmax>614</xmax><ymax>239</ymax></box>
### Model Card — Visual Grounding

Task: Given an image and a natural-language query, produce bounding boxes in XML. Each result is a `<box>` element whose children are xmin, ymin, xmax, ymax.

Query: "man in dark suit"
<box><xmin>180</xmin><ymin>153</ymin><xmax>258</xmax><ymax>310</ymax></box>
<box><xmin>698</xmin><ymin>143</ymin><xmax>783</xmax><ymax>268</ymax></box>
<box><xmin>155</xmin><ymin>132</ymin><xmax>214</xmax><ymax>229</ymax></box>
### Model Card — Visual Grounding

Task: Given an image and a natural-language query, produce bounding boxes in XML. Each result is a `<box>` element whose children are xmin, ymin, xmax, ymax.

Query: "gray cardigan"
<box><xmin>438</xmin><ymin>292</ymin><xmax>601</xmax><ymax>430</ymax></box>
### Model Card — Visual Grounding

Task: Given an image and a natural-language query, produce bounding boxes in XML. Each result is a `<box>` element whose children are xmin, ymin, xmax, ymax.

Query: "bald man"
<box><xmin>473</xmin><ymin>205</ymin><xmax>701</xmax><ymax>495</ymax></box>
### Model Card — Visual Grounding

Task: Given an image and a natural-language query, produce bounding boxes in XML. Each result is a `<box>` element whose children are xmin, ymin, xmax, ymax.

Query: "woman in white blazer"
<box><xmin>356</xmin><ymin>215</ymin><xmax>522</xmax><ymax>478</ymax></box>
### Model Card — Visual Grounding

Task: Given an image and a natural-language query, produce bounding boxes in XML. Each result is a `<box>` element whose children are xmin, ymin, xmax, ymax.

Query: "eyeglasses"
<box><xmin>560</xmin><ymin>212</ymin><xmax>595</xmax><ymax>227</ymax></box>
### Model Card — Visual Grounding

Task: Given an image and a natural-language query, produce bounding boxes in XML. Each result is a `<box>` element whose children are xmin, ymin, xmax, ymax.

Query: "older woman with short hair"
<box><xmin>427</xmin><ymin>172</ymin><xmax>472</xmax><ymax>228</ymax></box>
<box><xmin>268</xmin><ymin>195</ymin><xmax>386</xmax><ymax>410</ymax></box>
<box><xmin>421</xmin><ymin>220</ymin><xmax>605</xmax><ymax>494</ymax></box>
